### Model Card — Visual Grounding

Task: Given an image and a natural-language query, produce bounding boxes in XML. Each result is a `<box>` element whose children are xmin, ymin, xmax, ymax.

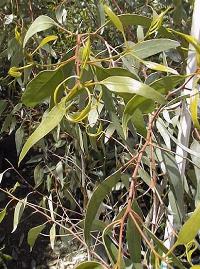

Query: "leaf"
<box><xmin>175</xmin><ymin>202</ymin><xmax>200</xmax><ymax>245</ymax></box>
<box><xmin>122</xmin><ymin>96</ymin><xmax>152</xmax><ymax>138</ymax></box>
<box><xmin>190</xmin><ymin>139</ymin><xmax>200</xmax><ymax>204</ymax></box>
<box><xmin>127</xmin><ymin>202</ymin><xmax>142</xmax><ymax>263</ymax></box>
<box><xmin>144</xmin><ymin>226</ymin><xmax>187</xmax><ymax>269</ymax></box>
<box><xmin>23</xmin><ymin>15</ymin><xmax>58</xmax><ymax>48</ymax></box>
<box><xmin>127</xmin><ymin>39</ymin><xmax>180</xmax><ymax>59</ymax></box>
<box><xmin>84</xmin><ymin>169</ymin><xmax>122</xmax><ymax>245</ymax></box>
<box><xmin>12</xmin><ymin>198</ymin><xmax>27</xmax><ymax>233</ymax></box>
<box><xmin>190</xmin><ymin>77</ymin><xmax>200</xmax><ymax>129</ymax></box>
<box><xmin>100</xmin><ymin>76</ymin><xmax>166</xmax><ymax>104</ymax></box>
<box><xmin>104</xmin><ymin>5</ymin><xmax>124</xmax><ymax>36</ymax></box>
<box><xmin>19</xmin><ymin>97</ymin><xmax>66</xmax><ymax>164</ymax></box>
<box><xmin>143</xmin><ymin>61</ymin><xmax>178</xmax><ymax>74</ymax></box>
<box><xmin>146</xmin><ymin>6</ymin><xmax>171</xmax><ymax>37</ymax></box>
<box><xmin>8</xmin><ymin>66</ymin><xmax>22</xmax><ymax>77</ymax></box>
<box><xmin>27</xmin><ymin>224</ymin><xmax>46</xmax><ymax>251</ymax></box>
<box><xmin>50</xmin><ymin>223</ymin><xmax>56</xmax><ymax>249</ymax></box>
<box><xmin>22</xmin><ymin>59</ymin><xmax>74</xmax><ymax>107</ymax></box>
<box><xmin>162</xmin><ymin>150</ymin><xmax>184</xmax><ymax>226</ymax></box>
<box><xmin>75</xmin><ymin>261</ymin><xmax>105</xmax><ymax>269</ymax></box>
<box><xmin>32</xmin><ymin>35</ymin><xmax>58</xmax><ymax>54</ymax></box>
<box><xmin>0</xmin><ymin>208</ymin><xmax>6</xmax><ymax>223</ymax></box>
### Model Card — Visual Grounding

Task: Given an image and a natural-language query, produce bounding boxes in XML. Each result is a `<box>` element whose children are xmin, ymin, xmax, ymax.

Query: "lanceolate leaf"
<box><xmin>22</xmin><ymin>60</ymin><xmax>74</xmax><ymax>107</ymax></box>
<box><xmin>19</xmin><ymin>98</ymin><xmax>66</xmax><ymax>164</ymax></box>
<box><xmin>100</xmin><ymin>76</ymin><xmax>166</xmax><ymax>104</ymax></box>
<box><xmin>12</xmin><ymin>198</ymin><xmax>27</xmax><ymax>233</ymax></box>
<box><xmin>84</xmin><ymin>169</ymin><xmax>122</xmax><ymax>245</ymax></box>
<box><xmin>75</xmin><ymin>261</ymin><xmax>105</xmax><ymax>269</ymax></box>
<box><xmin>23</xmin><ymin>15</ymin><xmax>58</xmax><ymax>47</ymax></box>
<box><xmin>127</xmin><ymin>39</ymin><xmax>180</xmax><ymax>59</ymax></box>
<box><xmin>190</xmin><ymin>77</ymin><xmax>200</xmax><ymax>129</ymax></box>
<box><xmin>0</xmin><ymin>208</ymin><xmax>6</xmax><ymax>223</ymax></box>
<box><xmin>104</xmin><ymin>5</ymin><xmax>124</xmax><ymax>35</ymax></box>
<box><xmin>175</xmin><ymin>202</ymin><xmax>200</xmax><ymax>245</ymax></box>
<box><xmin>27</xmin><ymin>224</ymin><xmax>46</xmax><ymax>251</ymax></box>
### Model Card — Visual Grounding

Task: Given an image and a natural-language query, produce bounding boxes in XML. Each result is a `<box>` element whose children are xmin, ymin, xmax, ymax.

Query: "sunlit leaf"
<box><xmin>23</xmin><ymin>15</ymin><xmax>58</xmax><ymax>47</ymax></box>
<box><xmin>0</xmin><ymin>208</ymin><xmax>6</xmax><ymax>223</ymax></box>
<box><xmin>175</xmin><ymin>202</ymin><xmax>200</xmax><ymax>245</ymax></box>
<box><xmin>19</xmin><ymin>97</ymin><xmax>66</xmax><ymax>164</ymax></box>
<box><xmin>12</xmin><ymin>198</ymin><xmax>27</xmax><ymax>233</ymax></box>
<box><xmin>100</xmin><ymin>76</ymin><xmax>166</xmax><ymax>104</ymax></box>
<box><xmin>50</xmin><ymin>223</ymin><xmax>56</xmax><ymax>249</ymax></box>
<box><xmin>104</xmin><ymin>5</ymin><xmax>124</xmax><ymax>36</ymax></box>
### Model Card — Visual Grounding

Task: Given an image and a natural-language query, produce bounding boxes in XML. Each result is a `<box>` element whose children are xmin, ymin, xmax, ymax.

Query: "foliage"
<box><xmin>0</xmin><ymin>0</ymin><xmax>200</xmax><ymax>269</ymax></box>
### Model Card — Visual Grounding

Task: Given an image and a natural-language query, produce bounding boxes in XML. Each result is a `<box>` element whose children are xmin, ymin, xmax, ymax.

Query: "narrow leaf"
<box><xmin>0</xmin><ymin>208</ymin><xmax>6</xmax><ymax>223</ymax></box>
<box><xmin>104</xmin><ymin>5</ymin><xmax>124</xmax><ymax>35</ymax></box>
<box><xmin>19</xmin><ymin>98</ymin><xmax>66</xmax><ymax>164</ymax></box>
<box><xmin>84</xmin><ymin>169</ymin><xmax>122</xmax><ymax>245</ymax></box>
<box><xmin>50</xmin><ymin>223</ymin><xmax>56</xmax><ymax>249</ymax></box>
<box><xmin>12</xmin><ymin>198</ymin><xmax>27</xmax><ymax>233</ymax></box>
<box><xmin>75</xmin><ymin>261</ymin><xmax>105</xmax><ymax>269</ymax></box>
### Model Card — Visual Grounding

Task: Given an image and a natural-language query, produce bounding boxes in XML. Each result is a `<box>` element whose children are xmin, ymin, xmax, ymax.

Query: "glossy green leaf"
<box><xmin>176</xmin><ymin>202</ymin><xmax>200</xmax><ymax>245</ymax></box>
<box><xmin>146</xmin><ymin>6</ymin><xmax>171</xmax><ymax>37</ymax></box>
<box><xmin>190</xmin><ymin>139</ymin><xmax>200</xmax><ymax>204</ymax></box>
<box><xmin>22</xmin><ymin>61</ymin><xmax>73</xmax><ymax>107</ymax></box>
<box><xmin>84</xmin><ymin>169</ymin><xmax>122</xmax><ymax>245</ymax></box>
<box><xmin>143</xmin><ymin>61</ymin><xmax>178</xmax><ymax>74</ymax></box>
<box><xmin>23</xmin><ymin>15</ymin><xmax>58</xmax><ymax>47</ymax></box>
<box><xmin>19</xmin><ymin>98</ymin><xmax>66</xmax><ymax>164</ymax></box>
<box><xmin>127</xmin><ymin>39</ymin><xmax>180</xmax><ymax>59</ymax></box>
<box><xmin>32</xmin><ymin>35</ymin><xmax>58</xmax><ymax>54</ymax></box>
<box><xmin>0</xmin><ymin>208</ymin><xmax>6</xmax><ymax>223</ymax></box>
<box><xmin>75</xmin><ymin>261</ymin><xmax>105</xmax><ymax>269</ymax></box>
<box><xmin>190</xmin><ymin>77</ymin><xmax>200</xmax><ymax>129</ymax></box>
<box><xmin>100</xmin><ymin>76</ymin><xmax>166</xmax><ymax>104</ymax></box>
<box><xmin>12</xmin><ymin>198</ymin><xmax>27</xmax><ymax>233</ymax></box>
<box><xmin>104</xmin><ymin>5</ymin><xmax>124</xmax><ymax>35</ymax></box>
<box><xmin>27</xmin><ymin>223</ymin><xmax>46</xmax><ymax>251</ymax></box>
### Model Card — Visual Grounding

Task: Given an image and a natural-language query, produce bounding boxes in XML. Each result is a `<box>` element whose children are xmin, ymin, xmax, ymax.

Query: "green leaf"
<box><xmin>84</xmin><ymin>169</ymin><xmax>122</xmax><ymax>245</ymax></box>
<box><xmin>32</xmin><ymin>35</ymin><xmax>58</xmax><ymax>54</ymax></box>
<box><xmin>12</xmin><ymin>198</ymin><xmax>27</xmax><ymax>233</ymax></box>
<box><xmin>22</xmin><ymin>61</ymin><xmax>73</xmax><ymax>107</ymax></box>
<box><xmin>118</xmin><ymin>14</ymin><xmax>174</xmax><ymax>39</ymax></box>
<box><xmin>127</xmin><ymin>39</ymin><xmax>180</xmax><ymax>59</ymax></box>
<box><xmin>190</xmin><ymin>139</ymin><xmax>200</xmax><ymax>204</ymax></box>
<box><xmin>176</xmin><ymin>203</ymin><xmax>200</xmax><ymax>245</ymax></box>
<box><xmin>27</xmin><ymin>224</ymin><xmax>46</xmax><ymax>251</ymax></box>
<box><xmin>100</xmin><ymin>76</ymin><xmax>166</xmax><ymax>104</ymax></box>
<box><xmin>190</xmin><ymin>77</ymin><xmax>200</xmax><ymax>129</ymax></box>
<box><xmin>127</xmin><ymin>201</ymin><xmax>142</xmax><ymax>263</ymax></box>
<box><xmin>104</xmin><ymin>5</ymin><xmax>124</xmax><ymax>35</ymax></box>
<box><xmin>23</xmin><ymin>15</ymin><xmax>58</xmax><ymax>48</ymax></box>
<box><xmin>122</xmin><ymin>96</ymin><xmax>152</xmax><ymax>138</ymax></box>
<box><xmin>0</xmin><ymin>208</ymin><xmax>6</xmax><ymax>223</ymax></box>
<box><xmin>75</xmin><ymin>261</ymin><xmax>105</xmax><ymax>269</ymax></box>
<box><xmin>143</xmin><ymin>61</ymin><xmax>178</xmax><ymax>74</ymax></box>
<box><xmin>19</xmin><ymin>97</ymin><xmax>66</xmax><ymax>164</ymax></box>
<box><xmin>162</xmin><ymin>150</ymin><xmax>184</xmax><ymax>226</ymax></box>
